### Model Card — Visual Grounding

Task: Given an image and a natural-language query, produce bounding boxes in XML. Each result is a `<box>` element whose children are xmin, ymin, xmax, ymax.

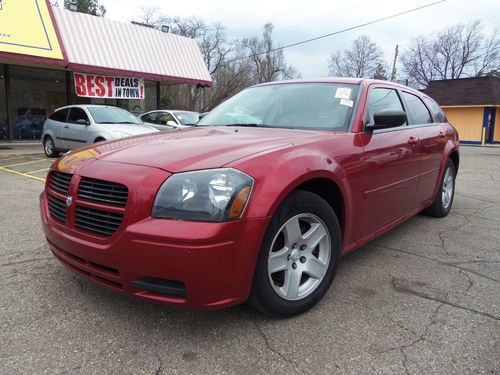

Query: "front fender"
<box><xmin>231</xmin><ymin>143</ymin><xmax>352</xmax><ymax>221</ymax></box>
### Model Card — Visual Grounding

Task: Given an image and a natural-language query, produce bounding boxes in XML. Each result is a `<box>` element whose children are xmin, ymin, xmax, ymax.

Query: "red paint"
<box><xmin>40</xmin><ymin>79</ymin><xmax>459</xmax><ymax>309</ymax></box>
<box><xmin>74</xmin><ymin>73</ymin><xmax>87</xmax><ymax>96</ymax></box>
<box><xmin>94</xmin><ymin>76</ymin><xmax>106</xmax><ymax>97</ymax></box>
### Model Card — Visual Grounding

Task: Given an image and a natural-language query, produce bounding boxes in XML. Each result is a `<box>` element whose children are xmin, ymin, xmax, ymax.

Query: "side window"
<box><xmin>159</xmin><ymin>113</ymin><xmax>175</xmax><ymax>125</ymax></box>
<box><xmin>402</xmin><ymin>92</ymin><xmax>433</xmax><ymax>124</ymax></box>
<box><xmin>367</xmin><ymin>88</ymin><xmax>406</xmax><ymax>125</ymax></box>
<box><xmin>423</xmin><ymin>97</ymin><xmax>447</xmax><ymax>123</ymax></box>
<box><xmin>49</xmin><ymin>108</ymin><xmax>69</xmax><ymax>123</ymax></box>
<box><xmin>68</xmin><ymin>108</ymin><xmax>89</xmax><ymax>124</ymax></box>
<box><xmin>141</xmin><ymin>113</ymin><xmax>158</xmax><ymax>123</ymax></box>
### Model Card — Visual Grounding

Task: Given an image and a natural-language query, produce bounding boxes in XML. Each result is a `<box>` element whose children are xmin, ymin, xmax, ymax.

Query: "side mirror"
<box><xmin>199</xmin><ymin>112</ymin><xmax>208</xmax><ymax>119</ymax></box>
<box><xmin>366</xmin><ymin>109</ymin><xmax>406</xmax><ymax>131</ymax></box>
<box><xmin>166</xmin><ymin>120</ymin><xmax>177</xmax><ymax>127</ymax></box>
<box><xmin>76</xmin><ymin>119</ymin><xmax>90</xmax><ymax>126</ymax></box>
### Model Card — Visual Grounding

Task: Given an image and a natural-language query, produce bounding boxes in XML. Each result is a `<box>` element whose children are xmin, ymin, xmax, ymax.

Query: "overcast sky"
<box><xmin>67</xmin><ymin>0</ymin><xmax>500</xmax><ymax>78</ymax></box>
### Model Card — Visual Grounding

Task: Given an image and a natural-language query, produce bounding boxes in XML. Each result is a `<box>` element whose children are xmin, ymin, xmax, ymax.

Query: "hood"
<box><xmin>101</xmin><ymin>123</ymin><xmax>158</xmax><ymax>135</ymax></box>
<box><xmin>56</xmin><ymin>126</ymin><xmax>322</xmax><ymax>174</ymax></box>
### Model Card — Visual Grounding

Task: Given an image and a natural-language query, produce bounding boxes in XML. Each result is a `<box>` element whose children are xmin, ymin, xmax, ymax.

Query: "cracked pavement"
<box><xmin>0</xmin><ymin>146</ymin><xmax>499</xmax><ymax>374</ymax></box>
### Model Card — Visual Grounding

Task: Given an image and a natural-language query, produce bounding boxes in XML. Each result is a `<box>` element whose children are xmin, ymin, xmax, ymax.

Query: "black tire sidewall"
<box><xmin>251</xmin><ymin>190</ymin><xmax>341</xmax><ymax>318</ymax></box>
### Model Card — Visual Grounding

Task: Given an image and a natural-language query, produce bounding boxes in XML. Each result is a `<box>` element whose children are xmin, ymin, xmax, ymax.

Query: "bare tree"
<box><xmin>328</xmin><ymin>35</ymin><xmax>385</xmax><ymax>78</ymax></box>
<box><xmin>63</xmin><ymin>0</ymin><xmax>106</xmax><ymax>16</ymax></box>
<box><xmin>133</xmin><ymin>11</ymin><xmax>299</xmax><ymax>111</ymax></box>
<box><xmin>242</xmin><ymin>23</ymin><xmax>299</xmax><ymax>83</ymax></box>
<box><xmin>401</xmin><ymin>21</ymin><xmax>500</xmax><ymax>86</ymax></box>
<box><xmin>134</xmin><ymin>7</ymin><xmax>165</xmax><ymax>28</ymax></box>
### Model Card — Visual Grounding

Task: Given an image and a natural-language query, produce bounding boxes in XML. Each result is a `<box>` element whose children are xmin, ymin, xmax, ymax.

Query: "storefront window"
<box><xmin>0</xmin><ymin>66</ymin><xmax>7</xmax><ymax>140</ymax></box>
<box><xmin>9</xmin><ymin>66</ymin><xmax>67</xmax><ymax>140</ymax></box>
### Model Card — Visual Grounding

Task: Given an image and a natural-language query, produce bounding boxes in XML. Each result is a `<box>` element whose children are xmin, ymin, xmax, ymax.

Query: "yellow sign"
<box><xmin>0</xmin><ymin>0</ymin><xmax>64</xmax><ymax>60</ymax></box>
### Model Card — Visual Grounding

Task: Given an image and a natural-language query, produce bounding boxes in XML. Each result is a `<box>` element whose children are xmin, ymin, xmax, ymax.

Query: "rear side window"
<box><xmin>402</xmin><ymin>92</ymin><xmax>433</xmax><ymax>124</ymax></box>
<box><xmin>423</xmin><ymin>97</ymin><xmax>447</xmax><ymax>123</ymax></box>
<box><xmin>49</xmin><ymin>108</ymin><xmax>69</xmax><ymax>123</ymax></box>
<box><xmin>141</xmin><ymin>113</ymin><xmax>158</xmax><ymax>124</ymax></box>
<box><xmin>367</xmin><ymin>88</ymin><xmax>406</xmax><ymax>125</ymax></box>
<box><xmin>68</xmin><ymin>108</ymin><xmax>90</xmax><ymax>124</ymax></box>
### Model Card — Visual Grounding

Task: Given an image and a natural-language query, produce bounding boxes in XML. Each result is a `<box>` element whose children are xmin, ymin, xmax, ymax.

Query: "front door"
<box><xmin>352</xmin><ymin>86</ymin><xmax>420</xmax><ymax>241</ymax></box>
<box><xmin>62</xmin><ymin>107</ymin><xmax>92</xmax><ymax>149</ymax></box>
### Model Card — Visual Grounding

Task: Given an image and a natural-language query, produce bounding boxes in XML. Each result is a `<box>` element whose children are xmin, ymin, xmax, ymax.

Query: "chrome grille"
<box><xmin>49</xmin><ymin>172</ymin><xmax>72</xmax><ymax>194</ymax></box>
<box><xmin>78</xmin><ymin>177</ymin><xmax>128</xmax><ymax>207</ymax></box>
<box><xmin>48</xmin><ymin>194</ymin><xmax>66</xmax><ymax>222</ymax></box>
<box><xmin>75</xmin><ymin>206</ymin><xmax>124</xmax><ymax>236</ymax></box>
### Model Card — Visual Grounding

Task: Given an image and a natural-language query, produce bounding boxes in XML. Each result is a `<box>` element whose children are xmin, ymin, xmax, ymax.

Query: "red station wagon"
<box><xmin>40</xmin><ymin>78</ymin><xmax>459</xmax><ymax>317</ymax></box>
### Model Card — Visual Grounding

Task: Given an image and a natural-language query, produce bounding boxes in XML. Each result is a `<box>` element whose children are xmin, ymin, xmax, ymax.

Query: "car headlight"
<box><xmin>114</xmin><ymin>131</ymin><xmax>131</xmax><ymax>138</ymax></box>
<box><xmin>152</xmin><ymin>168</ymin><xmax>254</xmax><ymax>222</ymax></box>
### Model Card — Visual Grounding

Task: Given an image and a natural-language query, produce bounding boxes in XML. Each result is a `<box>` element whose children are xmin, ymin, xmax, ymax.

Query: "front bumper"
<box><xmin>40</xmin><ymin>187</ymin><xmax>269</xmax><ymax>310</ymax></box>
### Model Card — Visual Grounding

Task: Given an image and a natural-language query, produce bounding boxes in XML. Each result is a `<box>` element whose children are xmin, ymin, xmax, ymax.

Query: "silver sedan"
<box><xmin>42</xmin><ymin>105</ymin><xmax>159</xmax><ymax>157</ymax></box>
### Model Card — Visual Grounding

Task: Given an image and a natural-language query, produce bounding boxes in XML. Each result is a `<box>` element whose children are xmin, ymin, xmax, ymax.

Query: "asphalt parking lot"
<box><xmin>0</xmin><ymin>145</ymin><xmax>498</xmax><ymax>374</ymax></box>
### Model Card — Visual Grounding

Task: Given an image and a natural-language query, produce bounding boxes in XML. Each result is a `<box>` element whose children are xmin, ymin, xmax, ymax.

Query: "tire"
<box><xmin>249</xmin><ymin>190</ymin><xmax>341</xmax><ymax>318</ymax></box>
<box><xmin>94</xmin><ymin>137</ymin><xmax>105</xmax><ymax>143</ymax></box>
<box><xmin>423</xmin><ymin>159</ymin><xmax>456</xmax><ymax>217</ymax></box>
<box><xmin>43</xmin><ymin>136</ymin><xmax>59</xmax><ymax>158</ymax></box>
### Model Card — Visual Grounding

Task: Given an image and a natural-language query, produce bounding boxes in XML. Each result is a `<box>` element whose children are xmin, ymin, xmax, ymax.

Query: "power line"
<box><xmin>274</xmin><ymin>0</ymin><xmax>375</xmax><ymax>33</ymax></box>
<box><xmin>227</xmin><ymin>0</ymin><xmax>447</xmax><ymax>64</ymax></box>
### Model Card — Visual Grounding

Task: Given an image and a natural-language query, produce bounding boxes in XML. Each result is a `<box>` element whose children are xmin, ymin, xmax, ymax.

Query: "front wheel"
<box><xmin>43</xmin><ymin>136</ymin><xmax>59</xmax><ymax>157</ymax></box>
<box><xmin>249</xmin><ymin>190</ymin><xmax>341</xmax><ymax>318</ymax></box>
<box><xmin>423</xmin><ymin>159</ymin><xmax>456</xmax><ymax>217</ymax></box>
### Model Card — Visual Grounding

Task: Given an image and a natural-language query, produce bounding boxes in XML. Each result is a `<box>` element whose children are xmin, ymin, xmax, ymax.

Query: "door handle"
<box><xmin>407</xmin><ymin>136</ymin><xmax>420</xmax><ymax>145</ymax></box>
<box><xmin>64</xmin><ymin>126</ymin><xmax>69</xmax><ymax>129</ymax></box>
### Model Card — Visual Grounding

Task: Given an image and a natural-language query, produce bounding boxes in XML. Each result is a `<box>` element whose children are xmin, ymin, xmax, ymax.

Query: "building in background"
<box><xmin>424</xmin><ymin>76</ymin><xmax>499</xmax><ymax>145</ymax></box>
<box><xmin>0</xmin><ymin>0</ymin><xmax>211</xmax><ymax>141</ymax></box>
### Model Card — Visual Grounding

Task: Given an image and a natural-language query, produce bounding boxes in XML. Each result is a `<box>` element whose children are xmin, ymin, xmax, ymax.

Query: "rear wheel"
<box><xmin>94</xmin><ymin>137</ymin><xmax>105</xmax><ymax>143</ymax></box>
<box><xmin>423</xmin><ymin>159</ymin><xmax>456</xmax><ymax>217</ymax></box>
<box><xmin>249</xmin><ymin>190</ymin><xmax>341</xmax><ymax>318</ymax></box>
<box><xmin>43</xmin><ymin>136</ymin><xmax>59</xmax><ymax>157</ymax></box>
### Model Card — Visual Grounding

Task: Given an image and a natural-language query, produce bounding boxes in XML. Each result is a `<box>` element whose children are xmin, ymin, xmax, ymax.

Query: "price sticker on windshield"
<box><xmin>335</xmin><ymin>87</ymin><xmax>352</xmax><ymax>100</ymax></box>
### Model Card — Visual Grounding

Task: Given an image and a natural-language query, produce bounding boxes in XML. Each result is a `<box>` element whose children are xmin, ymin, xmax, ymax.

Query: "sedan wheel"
<box><xmin>43</xmin><ymin>136</ymin><xmax>59</xmax><ymax>157</ymax></box>
<box><xmin>249</xmin><ymin>190</ymin><xmax>341</xmax><ymax>318</ymax></box>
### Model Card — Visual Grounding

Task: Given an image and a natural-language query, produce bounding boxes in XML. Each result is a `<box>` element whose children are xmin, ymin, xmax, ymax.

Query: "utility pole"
<box><xmin>390</xmin><ymin>45</ymin><xmax>399</xmax><ymax>82</ymax></box>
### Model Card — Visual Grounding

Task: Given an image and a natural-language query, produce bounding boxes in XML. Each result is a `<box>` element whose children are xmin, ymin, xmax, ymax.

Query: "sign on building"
<box><xmin>74</xmin><ymin>73</ymin><xmax>145</xmax><ymax>100</ymax></box>
<box><xmin>0</xmin><ymin>0</ymin><xmax>64</xmax><ymax>60</ymax></box>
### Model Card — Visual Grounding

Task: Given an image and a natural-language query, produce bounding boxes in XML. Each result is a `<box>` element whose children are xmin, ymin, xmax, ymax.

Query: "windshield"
<box><xmin>197</xmin><ymin>83</ymin><xmax>359</xmax><ymax>131</ymax></box>
<box><xmin>173</xmin><ymin>111</ymin><xmax>200</xmax><ymax>125</ymax></box>
<box><xmin>88</xmin><ymin>107</ymin><xmax>142</xmax><ymax>125</ymax></box>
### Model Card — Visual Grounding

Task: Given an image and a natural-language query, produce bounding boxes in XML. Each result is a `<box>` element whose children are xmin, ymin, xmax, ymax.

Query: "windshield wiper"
<box><xmin>224</xmin><ymin>123</ymin><xmax>266</xmax><ymax>127</ymax></box>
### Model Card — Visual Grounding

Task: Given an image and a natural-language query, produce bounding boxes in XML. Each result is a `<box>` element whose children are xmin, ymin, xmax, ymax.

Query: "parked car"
<box><xmin>140</xmin><ymin>110</ymin><xmax>200</xmax><ymax>130</ymax></box>
<box><xmin>40</xmin><ymin>78</ymin><xmax>459</xmax><ymax>317</ymax></box>
<box><xmin>41</xmin><ymin>105</ymin><xmax>159</xmax><ymax>157</ymax></box>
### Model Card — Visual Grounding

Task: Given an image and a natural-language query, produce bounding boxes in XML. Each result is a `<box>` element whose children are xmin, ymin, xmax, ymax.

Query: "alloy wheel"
<box><xmin>267</xmin><ymin>213</ymin><xmax>331</xmax><ymax>301</ymax></box>
<box><xmin>442</xmin><ymin>166</ymin><xmax>454</xmax><ymax>209</ymax></box>
<box><xmin>45</xmin><ymin>138</ymin><xmax>54</xmax><ymax>155</ymax></box>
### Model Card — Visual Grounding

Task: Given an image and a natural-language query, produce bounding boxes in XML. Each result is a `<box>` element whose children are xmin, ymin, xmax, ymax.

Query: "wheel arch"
<box><xmin>449</xmin><ymin>149</ymin><xmax>459</xmax><ymax>173</ymax></box>
<box><xmin>294</xmin><ymin>178</ymin><xmax>345</xmax><ymax>238</ymax></box>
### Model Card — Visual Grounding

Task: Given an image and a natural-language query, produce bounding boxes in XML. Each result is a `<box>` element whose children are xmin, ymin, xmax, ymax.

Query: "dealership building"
<box><xmin>0</xmin><ymin>0</ymin><xmax>211</xmax><ymax>141</ymax></box>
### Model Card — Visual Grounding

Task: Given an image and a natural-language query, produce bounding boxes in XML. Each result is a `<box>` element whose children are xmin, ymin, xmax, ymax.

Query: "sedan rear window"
<box><xmin>198</xmin><ymin>83</ymin><xmax>360</xmax><ymax>131</ymax></box>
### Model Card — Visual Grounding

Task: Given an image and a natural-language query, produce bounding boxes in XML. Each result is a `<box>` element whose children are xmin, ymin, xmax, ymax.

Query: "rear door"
<box><xmin>62</xmin><ymin>107</ymin><xmax>92</xmax><ymax>149</ymax></box>
<box><xmin>353</xmin><ymin>85</ymin><xmax>420</xmax><ymax>241</ymax></box>
<box><xmin>401</xmin><ymin>92</ymin><xmax>446</xmax><ymax>206</ymax></box>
